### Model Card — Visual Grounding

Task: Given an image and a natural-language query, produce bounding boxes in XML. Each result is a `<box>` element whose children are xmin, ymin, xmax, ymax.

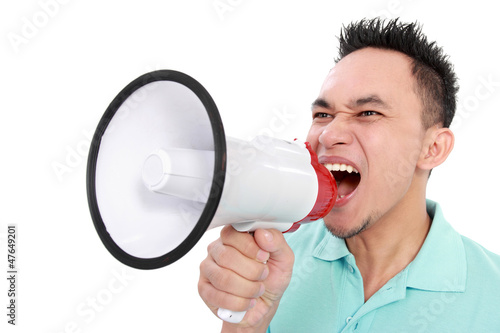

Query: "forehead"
<box><xmin>319</xmin><ymin>48</ymin><xmax>418</xmax><ymax>108</ymax></box>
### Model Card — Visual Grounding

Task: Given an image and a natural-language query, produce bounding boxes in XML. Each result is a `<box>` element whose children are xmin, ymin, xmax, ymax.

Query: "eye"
<box><xmin>312</xmin><ymin>112</ymin><xmax>333</xmax><ymax>123</ymax></box>
<box><xmin>313</xmin><ymin>112</ymin><xmax>332</xmax><ymax>119</ymax></box>
<box><xmin>358</xmin><ymin>110</ymin><xmax>381</xmax><ymax>117</ymax></box>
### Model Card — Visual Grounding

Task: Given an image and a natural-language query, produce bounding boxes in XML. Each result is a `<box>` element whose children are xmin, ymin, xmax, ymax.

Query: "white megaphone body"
<box><xmin>87</xmin><ymin>70</ymin><xmax>337</xmax><ymax>324</ymax></box>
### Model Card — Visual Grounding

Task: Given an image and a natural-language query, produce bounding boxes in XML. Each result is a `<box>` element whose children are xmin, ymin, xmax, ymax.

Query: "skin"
<box><xmin>307</xmin><ymin>47</ymin><xmax>454</xmax><ymax>301</ymax></box>
<box><xmin>198</xmin><ymin>47</ymin><xmax>455</xmax><ymax>332</ymax></box>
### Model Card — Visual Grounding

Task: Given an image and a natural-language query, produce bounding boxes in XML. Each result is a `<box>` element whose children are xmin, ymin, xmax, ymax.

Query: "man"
<box><xmin>198</xmin><ymin>18</ymin><xmax>500</xmax><ymax>332</ymax></box>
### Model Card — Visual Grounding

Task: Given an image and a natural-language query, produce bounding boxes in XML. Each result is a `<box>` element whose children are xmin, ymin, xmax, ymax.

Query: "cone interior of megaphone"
<box><xmin>87</xmin><ymin>70</ymin><xmax>336</xmax><ymax>270</ymax></box>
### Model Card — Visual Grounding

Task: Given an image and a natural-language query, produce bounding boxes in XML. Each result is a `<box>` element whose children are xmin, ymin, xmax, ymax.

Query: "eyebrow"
<box><xmin>311</xmin><ymin>95</ymin><xmax>391</xmax><ymax>111</ymax></box>
<box><xmin>311</xmin><ymin>98</ymin><xmax>332</xmax><ymax>110</ymax></box>
<box><xmin>349</xmin><ymin>95</ymin><xmax>391</xmax><ymax>110</ymax></box>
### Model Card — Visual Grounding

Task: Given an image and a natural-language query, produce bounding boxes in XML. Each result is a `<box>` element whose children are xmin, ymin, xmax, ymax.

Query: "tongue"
<box><xmin>337</xmin><ymin>173</ymin><xmax>359</xmax><ymax>197</ymax></box>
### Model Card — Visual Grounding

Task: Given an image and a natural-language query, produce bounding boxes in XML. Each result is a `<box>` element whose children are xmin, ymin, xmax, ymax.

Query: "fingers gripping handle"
<box><xmin>217</xmin><ymin>308</ymin><xmax>247</xmax><ymax>324</ymax></box>
<box><xmin>216</xmin><ymin>228</ymin><xmax>272</xmax><ymax>324</ymax></box>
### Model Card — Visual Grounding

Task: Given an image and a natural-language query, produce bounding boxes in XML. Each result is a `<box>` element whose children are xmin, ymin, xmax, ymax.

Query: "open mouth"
<box><xmin>323</xmin><ymin>163</ymin><xmax>361</xmax><ymax>200</ymax></box>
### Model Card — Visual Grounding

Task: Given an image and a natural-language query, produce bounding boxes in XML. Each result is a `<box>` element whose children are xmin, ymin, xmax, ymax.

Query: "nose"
<box><xmin>318</xmin><ymin>117</ymin><xmax>354</xmax><ymax>148</ymax></box>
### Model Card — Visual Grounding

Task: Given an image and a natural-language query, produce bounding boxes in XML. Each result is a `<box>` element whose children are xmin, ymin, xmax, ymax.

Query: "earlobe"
<box><xmin>418</xmin><ymin>127</ymin><xmax>455</xmax><ymax>171</ymax></box>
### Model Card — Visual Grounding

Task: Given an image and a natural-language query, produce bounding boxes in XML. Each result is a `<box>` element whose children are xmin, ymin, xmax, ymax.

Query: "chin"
<box><xmin>324</xmin><ymin>213</ymin><xmax>376</xmax><ymax>239</ymax></box>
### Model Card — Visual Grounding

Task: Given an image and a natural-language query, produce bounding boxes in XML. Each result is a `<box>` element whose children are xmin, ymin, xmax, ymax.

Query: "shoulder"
<box><xmin>454</xmin><ymin>235</ymin><xmax>500</xmax><ymax>327</ymax></box>
<box><xmin>461</xmin><ymin>235</ymin><xmax>500</xmax><ymax>277</ymax></box>
<box><xmin>427</xmin><ymin>200</ymin><xmax>500</xmax><ymax>278</ymax></box>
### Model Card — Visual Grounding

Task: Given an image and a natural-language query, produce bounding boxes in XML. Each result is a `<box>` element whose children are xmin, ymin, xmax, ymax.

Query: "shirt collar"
<box><xmin>406</xmin><ymin>200</ymin><xmax>466</xmax><ymax>292</ymax></box>
<box><xmin>312</xmin><ymin>200</ymin><xmax>466</xmax><ymax>293</ymax></box>
<box><xmin>312</xmin><ymin>223</ymin><xmax>350</xmax><ymax>261</ymax></box>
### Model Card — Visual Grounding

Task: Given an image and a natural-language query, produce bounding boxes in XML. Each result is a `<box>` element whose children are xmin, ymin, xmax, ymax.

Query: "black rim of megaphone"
<box><xmin>86</xmin><ymin>70</ymin><xmax>226</xmax><ymax>270</ymax></box>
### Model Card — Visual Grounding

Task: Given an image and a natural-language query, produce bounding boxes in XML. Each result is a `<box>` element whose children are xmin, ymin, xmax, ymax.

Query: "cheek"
<box><xmin>367</xmin><ymin>132</ymin><xmax>422</xmax><ymax>190</ymax></box>
<box><xmin>359</xmin><ymin>125</ymin><xmax>396</xmax><ymax>164</ymax></box>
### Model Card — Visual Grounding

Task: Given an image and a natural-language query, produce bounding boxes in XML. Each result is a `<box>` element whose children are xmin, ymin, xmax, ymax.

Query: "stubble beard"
<box><xmin>326</xmin><ymin>212</ymin><xmax>380</xmax><ymax>239</ymax></box>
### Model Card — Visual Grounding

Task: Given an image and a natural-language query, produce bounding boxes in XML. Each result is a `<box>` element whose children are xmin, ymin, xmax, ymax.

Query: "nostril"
<box><xmin>319</xmin><ymin>132</ymin><xmax>347</xmax><ymax>148</ymax></box>
<box><xmin>319</xmin><ymin>130</ymin><xmax>350</xmax><ymax>148</ymax></box>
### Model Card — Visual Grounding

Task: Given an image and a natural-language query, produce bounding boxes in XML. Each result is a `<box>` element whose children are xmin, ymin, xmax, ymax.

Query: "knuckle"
<box><xmin>198</xmin><ymin>278</ymin><xmax>215</xmax><ymax>302</ymax></box>
<box><xmin>207</xmin><ymin>238</ymin><xmax>220</xmax><ymax>254</ymax></box>
<box><xmin>211</xmin><ymin>243</ymin><xmax>234</xmax><ymax>269</ymax></box>
<box><xmin>216</xmin><ymin>246</ymin><xmax>231</xmax><ymax>266</ymax></box>
<box><xmin>203</xmin><ymin>261</ymin><xmax>228</xmax><ymax>289</ymax></box>
<box><xmin>199</xmin><ymin>258</ymin><xmax>210</xmax><ymax>275</ymax></box>
<box><xmin>198</xmin><ymin>279</ymin><xmax>208</xmax><ymax>298</ymax></box>
<box><xmin>220</xmin><ymin>225</ymin><xmax>234</xmax><ymax>240</ymax></box>
<box><xmin>207</xmin><ymin>242</ymin><xmax>214</xmax><ymax>253</ymax></box>
<box><xmin>199</xmin><ymin>273</ymin><xmax>257</xmax><ymax>310</ymax></box>
<box><xmin>201</xmin><ymin>259</ymin><xmax>224</xmax><ymax>287</ymax></box>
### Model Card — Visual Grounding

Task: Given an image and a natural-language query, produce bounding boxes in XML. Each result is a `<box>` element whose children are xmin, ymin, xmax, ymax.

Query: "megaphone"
<box><xmin>86</xmin><ymin>70</ymin><xmax>337</xmax><ymax>323</ymax></box>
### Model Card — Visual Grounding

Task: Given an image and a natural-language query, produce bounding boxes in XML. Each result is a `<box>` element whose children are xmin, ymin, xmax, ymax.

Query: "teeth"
<box><xmin>323</xmin><ymin>163</ymin><xmax>359</xmax><ymax>174</ymax></box>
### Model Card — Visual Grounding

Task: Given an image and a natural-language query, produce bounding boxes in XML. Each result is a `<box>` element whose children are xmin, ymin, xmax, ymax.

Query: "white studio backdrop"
<box><xmin>1</xmin><ymin>0</ymin><xmax>499</xmax><ymax>332</ymax></box>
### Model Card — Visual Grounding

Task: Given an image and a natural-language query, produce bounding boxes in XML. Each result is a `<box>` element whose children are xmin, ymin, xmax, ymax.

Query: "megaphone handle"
<box><xmin>217</xmin><ymin>307</ymin><xmax>247</xmax><ymax>324</ymax></box>
<box><xmin>216</xmin><ymin>228</ymin><xmax>262</xmax><ymax>324</ymax></box>
<box><xmin>217</xmin><ymin>223</ymin><xmax>292</xmax><ymax>324</ymax></box>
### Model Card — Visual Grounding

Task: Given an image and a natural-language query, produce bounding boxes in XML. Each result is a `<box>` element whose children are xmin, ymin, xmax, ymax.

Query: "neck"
<box><xmin>345</xmin><ymin>188</ymin><xmax>431</xmax><ymax>302</ymax></box>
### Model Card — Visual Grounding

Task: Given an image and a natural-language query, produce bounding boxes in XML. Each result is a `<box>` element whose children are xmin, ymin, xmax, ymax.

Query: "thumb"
<box><xmin>253</xmin><ymin>228</ymin><xmax>294</xmax><ymax>268</ymax></box>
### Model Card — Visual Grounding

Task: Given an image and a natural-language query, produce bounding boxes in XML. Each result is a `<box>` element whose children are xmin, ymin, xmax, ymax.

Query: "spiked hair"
<box><xmin>336</xmin><ymin>18</ymin><xmax>459</xmax><ymax>128</ymax></box>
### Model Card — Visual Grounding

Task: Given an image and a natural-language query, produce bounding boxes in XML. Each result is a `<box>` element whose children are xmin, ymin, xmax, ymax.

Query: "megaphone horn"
<box><xmin>86</xmin><ymin>70</ymin><xmax>337</xmax><ymax>323</ymax></box>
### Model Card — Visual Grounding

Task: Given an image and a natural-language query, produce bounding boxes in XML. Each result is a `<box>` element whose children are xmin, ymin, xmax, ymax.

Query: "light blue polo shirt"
<box><xmin>267</xmin><ymin>200</ymin><xmax>500</xmax><ymax>332</ymax></box>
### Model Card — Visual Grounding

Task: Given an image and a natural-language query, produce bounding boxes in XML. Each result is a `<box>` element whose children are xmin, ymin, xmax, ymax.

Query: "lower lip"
<box><xmin>333</xmin><ymin>187</ymin><xmax>358</xmax><ymax>208</ymax></box>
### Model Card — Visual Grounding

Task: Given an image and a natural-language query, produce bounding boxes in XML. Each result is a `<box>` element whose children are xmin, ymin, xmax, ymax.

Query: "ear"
<box><xmin>417</xmin><ymin>126</ymin><xmax>455</xmax><ymax>171</ymax></box>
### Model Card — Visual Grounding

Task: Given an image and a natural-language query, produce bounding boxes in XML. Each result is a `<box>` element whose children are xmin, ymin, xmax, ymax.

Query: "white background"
<box><xmin>1</xmin><ymin>0</ymin><xmax>499</xmax><ymax>332</ymax></box>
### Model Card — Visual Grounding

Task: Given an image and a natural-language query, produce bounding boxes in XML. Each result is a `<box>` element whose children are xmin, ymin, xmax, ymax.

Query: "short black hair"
<box><xmin>336</xmin><ymin>18</ymin><xmax>459</xmax><ymax>128</ymax></box>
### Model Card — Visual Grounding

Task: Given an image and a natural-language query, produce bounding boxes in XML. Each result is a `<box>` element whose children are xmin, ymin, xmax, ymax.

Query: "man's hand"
<box><xmin>198</xmin><ymin>225</ymin><xmax>294</xmax><ymax>332</ymax></box>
